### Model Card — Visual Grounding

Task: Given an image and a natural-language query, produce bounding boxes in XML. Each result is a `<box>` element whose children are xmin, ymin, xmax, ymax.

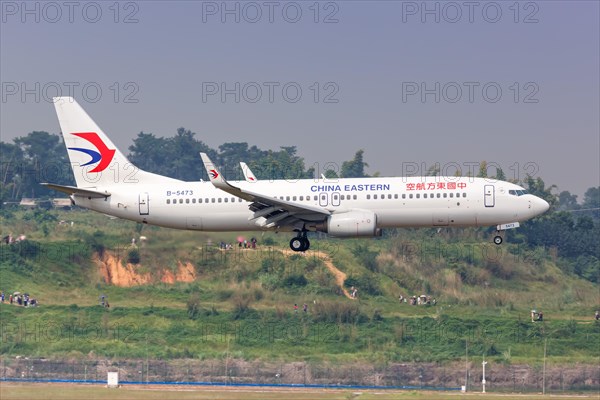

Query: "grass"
<box><xmin>1</xmin><ymin>383</ymin><xmax>598</xmax><ymax>400</ymax></box>
<box><xmin>0</xmin><ymin>209</ymin><xmax>599</xmax><ymax>365</ymax></box>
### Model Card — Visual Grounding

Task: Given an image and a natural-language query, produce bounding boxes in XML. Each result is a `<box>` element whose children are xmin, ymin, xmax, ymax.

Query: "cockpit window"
<box><xmin>509</xmin><ymin>189</ymin><xmax>529</xmax><ymax>196</ymax></box>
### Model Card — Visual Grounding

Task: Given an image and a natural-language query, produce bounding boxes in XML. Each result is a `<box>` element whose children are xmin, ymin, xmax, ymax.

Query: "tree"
<box><xmin>557</xmin><ymin>191</ymin><xmax>580</xmax><ymax>211</ymax></box>
<box><xmin>477</xmin><ymin>161</ymin><xmax>488</xmax><ymax>178</ymax></box>
<box><xmin>426</xmin><ymin>164</ymin><xmax>440</xmax><ymax>177</ymax></box>
<box><xmin>5</xmin><ymin>132</ymin><xmax>73</xmax><ymax>200</ymax></box>
<box><xmin>495</xmin><ymin>167</ymin><xmax>506</xmax><ymax>181</ymax></box>
<box><xmin>341</xmin><ymin>150</ymin><xmax>368</xmax><ymax>178</ymax></box>
<box><xmin>582</xmin><ymin>187</ymin><xmax>599</xmax><ymax>209</ymax></box>
<box><xmin>524</xmin><ymin>175</ymin><xmax>557</xmax><ymax>208</ymax></box>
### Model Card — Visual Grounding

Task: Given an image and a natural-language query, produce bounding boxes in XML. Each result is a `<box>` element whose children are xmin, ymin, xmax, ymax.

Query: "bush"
<box><xmin>127</xmin><ymin>248</ymin><xmax>141</xmax><ymax>264</ymax></box>
<box><xmin>231</xmin><ymin>294</ymin><xmax>253</xmax><ymax>320</ymax></box>
<box><xmin>186</xmin><ymin>293</ymin><xmax>201</xmax><ymax>320</ymax></box>
<box><xmin>312</xmin><ymin>301</ymin><xmax>365</xmax><ymax>324</ymax></box>
<box><xmin>282</xmin><ymin>273</ymin><xmax>307</xmax><ymax>288</ymax></box>
<box><xmin>344</xmin><ymin>274</ymin><xmax>382</xmax><ymax>296</ymax></box>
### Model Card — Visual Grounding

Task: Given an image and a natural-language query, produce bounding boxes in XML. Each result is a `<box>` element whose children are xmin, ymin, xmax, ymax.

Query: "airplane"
<box><xmin>240</xmin><ymin>162</ymin><xmax>258</xmax><ymax>183</ymax></box>
<box><xmin>43</xmin><ymin>97</ymin><xmax>550</xmax><ymax>252</ymax></box>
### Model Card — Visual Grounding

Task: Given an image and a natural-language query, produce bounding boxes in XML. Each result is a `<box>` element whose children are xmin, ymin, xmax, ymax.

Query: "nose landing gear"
<box><xmin>492</xmin><ymin>222</ymin><xmax>520</xmax><ymax>245</ymax></box>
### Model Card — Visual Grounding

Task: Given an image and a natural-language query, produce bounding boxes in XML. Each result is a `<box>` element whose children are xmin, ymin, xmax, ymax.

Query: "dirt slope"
<box><xmin>96</xmin><ymin>252</ymin><xmax>196</xmax><ymax>287</ymax></box>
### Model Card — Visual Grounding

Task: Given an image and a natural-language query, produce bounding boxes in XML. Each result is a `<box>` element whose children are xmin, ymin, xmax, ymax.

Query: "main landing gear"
<box><xmin>493</xmin><ymin>235</ymin><xmax>503</xmax><ymax>245</ymax></box>
<box><xmin>290</xmin><ymin>231</ymin><xmax>310</xmax><ymax>252</ymax></box>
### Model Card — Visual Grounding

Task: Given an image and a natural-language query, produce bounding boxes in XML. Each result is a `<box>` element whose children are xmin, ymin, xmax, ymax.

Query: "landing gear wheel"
<box><xmin>290</xmin><ymin>236</ymin><xmax>310</xmax><ymax>252</ymax></box>
<box><xmin>301</xmin><ymin>237</ymin><xmax>310</xmax><ymax>251</ymax></box>
<box><xmin>290</xmin><ymin>238</ymin><xmax>303</xmax><ymax>251</ymax></box>
<box><xmin>493</xmin><ymin>235</ymin><xmax>503</xmax><ymax>245</ymax></box>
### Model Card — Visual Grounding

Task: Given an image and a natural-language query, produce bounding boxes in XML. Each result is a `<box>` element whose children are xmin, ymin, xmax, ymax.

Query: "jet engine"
<box><xmin>323</xmin><ymin>210</ymin><xmax>381</xmax><ymax>237</ymax></box>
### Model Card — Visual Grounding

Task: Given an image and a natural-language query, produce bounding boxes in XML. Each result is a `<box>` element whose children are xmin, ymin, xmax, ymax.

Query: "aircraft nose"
<box><xmin>532</xmin><ymin>196</ymin><xmax>550</xmax><ymax>216</ymax></box>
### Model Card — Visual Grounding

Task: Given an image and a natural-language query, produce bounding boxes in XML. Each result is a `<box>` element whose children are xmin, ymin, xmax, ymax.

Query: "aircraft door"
<box><xmin>331</xmin><ymin>192</ymin><xmax>341</xmax><ymax>207</ymax></box>
<box><xmin>139</xmin><ymin>192</ymin><xmax>149</xmax><ymax>215</ymax></box>
<box><xmin>484</xmin><ymin>185</ymin><xmax>495</xmax><ymax>207</ymax></box>
<box><xmin>319</xmin><ymin>192</ymin><xmax>328</xmax><ymax>207</ymax></box>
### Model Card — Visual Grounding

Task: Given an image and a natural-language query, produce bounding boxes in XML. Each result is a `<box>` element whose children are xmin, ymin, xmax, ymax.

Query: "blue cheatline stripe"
<box><xmin>0</xmin><ymin>378</ymin><xmax>461</xmax><ymax>391</ymax></box>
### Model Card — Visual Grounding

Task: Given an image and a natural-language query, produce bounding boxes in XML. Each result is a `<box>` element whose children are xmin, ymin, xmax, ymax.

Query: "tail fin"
<box><xmin>53</xmin><ymin>97</ymin><xmax>180</xmax><ymax>187</ymax></box>
<box><xmin>240</xmin><ymin>162</ymin><xmax>258</xmax><ymax>182</ymax></box>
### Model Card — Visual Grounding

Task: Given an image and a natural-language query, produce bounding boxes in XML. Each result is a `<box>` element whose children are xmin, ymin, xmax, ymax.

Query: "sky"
<box><xmin>1</xmin><ymin>1</ymin><xmax>598</xmax><ymax>198</ymax></box>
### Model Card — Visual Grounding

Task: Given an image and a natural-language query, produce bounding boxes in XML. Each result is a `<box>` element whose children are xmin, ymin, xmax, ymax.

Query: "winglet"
<box><xmin>200</xmin><ymin>153</ymin><xmax>229</xmax><ymax>190</ymax></box>
<box><xmin>240</xmin><ymin>162</ymin><xmax>258</xmax><ymax>183</ymax></box>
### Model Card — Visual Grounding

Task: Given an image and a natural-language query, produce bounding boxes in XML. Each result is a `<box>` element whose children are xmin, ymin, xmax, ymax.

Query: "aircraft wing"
<box><xmin>200</xmin><ymin>153</ymin><xmax>330</xmax><ymax>229</ymax></box>
<box><xmin>41</xmin><ymin>183</ymin><xmax>111</xmax><ymax>198</ymax></box>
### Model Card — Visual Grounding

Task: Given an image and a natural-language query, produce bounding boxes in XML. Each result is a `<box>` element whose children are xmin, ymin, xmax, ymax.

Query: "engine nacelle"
<box><xmin>326</xmin><ymin>210</ymin><xmax>381</xmax><ymax>238</ymax></box>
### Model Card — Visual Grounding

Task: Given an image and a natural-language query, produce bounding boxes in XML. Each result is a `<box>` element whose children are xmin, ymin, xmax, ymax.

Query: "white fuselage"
<box><xmin>73</xmin><ymin>176</ymin><xmax>547</xmax><ymax>234</ymax></box>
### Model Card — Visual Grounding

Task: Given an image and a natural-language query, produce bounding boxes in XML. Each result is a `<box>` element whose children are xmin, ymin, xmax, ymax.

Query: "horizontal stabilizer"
<box><xmin>41</xmin><ymin>183</ymin><xmax>111</xmax><ymax>198</ymax></box>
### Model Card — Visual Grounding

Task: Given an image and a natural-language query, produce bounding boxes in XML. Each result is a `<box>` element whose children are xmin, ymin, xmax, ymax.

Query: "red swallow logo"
<box><xmin>68</xmin><ymin>132</ymin><xmax>116</xmax><ymax>173</ymax></box>
<box><xmin>209</xmin><ymin>169</ymin><xmax>219</xmax><ymax>180</ymax></box>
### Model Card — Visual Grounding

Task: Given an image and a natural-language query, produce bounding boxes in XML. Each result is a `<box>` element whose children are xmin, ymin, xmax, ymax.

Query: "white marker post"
<box><xmin>482</xmin><ymin>359</ymin><xmax>488</xmax><ymax>393</ymax></box>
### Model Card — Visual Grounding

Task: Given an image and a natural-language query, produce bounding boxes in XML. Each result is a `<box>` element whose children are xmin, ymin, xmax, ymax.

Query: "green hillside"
<box><xmin>0</xmin><ymin>208</ymin><xmax>598</xmax><ymax>365</ymax></box>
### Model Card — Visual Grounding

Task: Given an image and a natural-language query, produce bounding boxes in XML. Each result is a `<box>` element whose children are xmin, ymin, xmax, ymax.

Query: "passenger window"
<box><xmin>353</xmin><ymin>195</ymin><xmax>357</xmax><ymax>200</ymax></box>
<box><xmin>224</xmin><ymin>198</ymin><xmax>228</xmax><ymax>202</ymax></box>
<box><xmin>374</xmin><ymin>194</ymin><xmax>378</xmax><ymax>199</ymax></box>
<box><xmin>199</xmin><ymin>198</ymin><xmax>203</xmax><ymax>203</ymax></box>
<box><xmin>463</xmin><ymin>193</ymin><xmax>467</xmax><ymax>198</ymax></box>
<box><xmin>388</xmin><ymin>194</ymin><xmax>392</xmax><ymax>199</ymax></box>
<box><xmin>449</xmin><ymin>193</ymin><xmax>453</xmax><ymax>198</ymax></box>
<box><xmin>443</xmin><ymin>193</ymin><xmax>447</xmax><ymax>198</ymax></box>
<box><xmin>437</xmin><ymin>193</ymin><xmax>440</xmax><ymax>198</ymax></box>
<box><xmin>424</xmin><ymin>194</ymin><xmax>427</xmax><ymax>199</ymax></box>
<box><xmin>416</xmin><ymin>194</ymin><xmax>420</xmax><ymax>199</ymax></box>
<box><xmin>299</xmin><ymin>196</ymin><xmax>304</xmax><ymax>201</ymax></box>
<box><xmin>218</xmin><ymin>198</ymin><xmax>222</xmax><ymax>203</ymax></box>
<box><xmin>166</xmin><ymin>199</ymin><xmax>170</xmax><ymax>204</ymax></box>
<box><xmin>211</xmin><ymin>198</ymin><xmax>215</xmax><ymax>203</ymax></box>
<box><xmin>186</xmin><ymin>199</ymin><xmax>190</xmax><ymax>204</ymax></box>
<box><xmin>402</xmin><ymin>194</ymin><xmax>406</xmax><ymax>199</ymax></box>
<box><xmin>394</xmin><ymin>194</ymin><xmax>398</xmax><ymax>199</ymax></box>
<box><xmin>367</xmin><ymin>195</ymin><xmax>371</xmax><ymax>200</ymax></box>
<box><xmin>409</xmin><ymin>194</ymin><xmax>413</xmax><ymax>199</ymax></box>
<box><xmin>286</xmin><ymin>196</ymin><xmax>290</xmax><ymax>201</ymax></box>
<box><xmin>179</xmin><ymin>199</ymin><xmax>183</xmax><ymax>204</ymax></box>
